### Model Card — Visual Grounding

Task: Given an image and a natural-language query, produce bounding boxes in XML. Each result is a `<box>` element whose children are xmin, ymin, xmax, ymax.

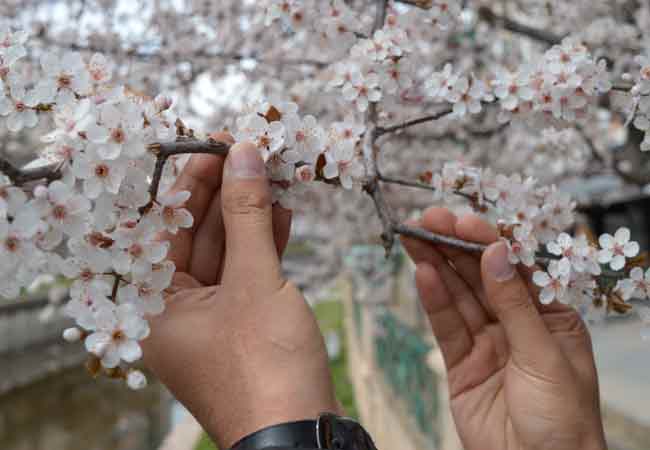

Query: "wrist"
<box><xmin>226</xmin><ymin>413</ymin><xmax>378</xmax><ymax>450</ymax></box>
<box><xmin>206</xmin><ymin>396</ymin><xmax>340</xmax><ymax>449</ymax></box>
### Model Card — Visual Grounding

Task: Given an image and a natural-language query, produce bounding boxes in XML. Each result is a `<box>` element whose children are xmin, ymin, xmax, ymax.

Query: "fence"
<box><xmin>374</xmin><ymin>310</ymin><xmax>440</xmax><ymax>445</ymax></box>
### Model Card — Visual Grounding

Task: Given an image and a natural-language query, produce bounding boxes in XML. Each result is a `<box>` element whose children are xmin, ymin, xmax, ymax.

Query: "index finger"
<box><xmin>162</xmin><ymin>132</ymin><xmax>234</xmax><ymax>272</ymax></box>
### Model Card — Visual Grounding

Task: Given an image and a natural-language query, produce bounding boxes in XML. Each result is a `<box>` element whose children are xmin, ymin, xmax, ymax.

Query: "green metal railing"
<box><xmin>345</xmin><ymin>244</ymin><xmax>405</xmax><ymax>339</ymax></box>
<box><xmin>374</xmin><ymin>310</ymin><xmax>440</xmax><ymax>445</ymax></box>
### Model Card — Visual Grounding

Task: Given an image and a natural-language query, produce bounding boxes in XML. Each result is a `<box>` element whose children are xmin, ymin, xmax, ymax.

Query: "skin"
<box><xmin>401</xmin><ymin>208</ymin><xmax>608</xmax><ymax>450</ymax></box>
<box><xmin>142</xmin><ymin>133</ymin><xmax>607</xmax><ymax>450</ymax></box>
<box><xmin>141</xmin><ymin>135</ymin><xmax>338</xmax><ymax>449</ymax></box>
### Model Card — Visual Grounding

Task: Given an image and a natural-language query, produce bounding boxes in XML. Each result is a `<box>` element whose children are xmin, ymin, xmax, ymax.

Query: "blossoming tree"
<box><xmin>1</xmin><ymin>0</ymin><xmax>650</xmax><ymax>389</ymax></box>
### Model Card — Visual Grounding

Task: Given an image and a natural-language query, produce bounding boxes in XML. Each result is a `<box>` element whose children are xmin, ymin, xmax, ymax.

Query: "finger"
<box><xmin>220</xmin><ymin>142</ymin><xmax>284</xmax><ymax>293</ymax></box>
<box><xmin>212</xmin><ymin>204</ymin><xmax>293</xmax><ymax>285</ymax></box>
<box><xmin>189</xmin><ymin>192</ymin><xmax>226</xmax><ymax>285</ymax></box>
<box><xmin>451</xmin><ymin>213</ymin><xmax>501</xmax><ymax>317</ymax></box>
<box><xmin>400</xmin><ymin>213</ymin><xmax>489</xmax><ymax>334</ymax></box>
<box><xmin>163</xmin><ymin>133</ymin><xmax>234</xmax><ymax>272</ymax></box>
<box><xmin>481</xmin><ymin>241</ymin><xmax>564</xmax><ymax>373</ymax></box>
<box><xmin>425</xmin><ymin>211</ymin><xmax>497</xmax><ymax>300</ymax></box>
<box><xmin>415</xmin><ymin>262</ymin><xmax>474</xmax><ymax>370</ymax></box>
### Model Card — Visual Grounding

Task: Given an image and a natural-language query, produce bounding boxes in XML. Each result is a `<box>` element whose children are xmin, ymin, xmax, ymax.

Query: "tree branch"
<box><xmin>392</xmin><ymin>223</ymin><xmax>488</xmax><ymax>253</ymax></box>
<box><xmin>477</xmin><ymin>6</ymin><xmax>563</xmax><ymax>46</ymax></box>
<box><xmin>148</xmin><ymin>138</ymin><xmax>231</xmax><ymax>157</ymax></box>
<box><xmin>376</xmin><ymin>109</ymin><xmax>454</xmax><ymax>136</ymax></box>
<box><xmin>0</xmin><ymin>158</ymin><xmax>62</xmax><ymax>186</ymax></box>
<box><xmin>142</xmin><ymin>138</ymin><xmax>231</xmax><ymax>213</ymax></box>
<box><xmin>575</xmin><ymin>125</ymin><xmax>605</xmax><ymax>165</ymax></box>
<box><xmin>378</xmin><ymin>174</ymin><xmax>437</xmax><ymax>192</ymax></box>
<box><xmin>40</xmin><ymin>36</ymin><xmax>330</xmax><ymax>69</ymax></box>
<box><xmin>395</xmin><ymin>0</ymin><xmax>433</xmax><ymax>8</ymax></box>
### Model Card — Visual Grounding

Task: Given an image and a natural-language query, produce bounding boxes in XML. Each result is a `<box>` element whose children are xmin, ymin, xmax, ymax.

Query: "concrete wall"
<box><xmin>341</xmin><ymin>277</ymin><xmax>463</xmax><ymax>450</ymax></box>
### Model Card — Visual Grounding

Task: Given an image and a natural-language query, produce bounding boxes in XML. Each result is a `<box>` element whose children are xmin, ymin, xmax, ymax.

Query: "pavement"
<box><xmin>590</xmin><ymin>314</ymin><xmax>650</xmax><ymax>450</ymax></box>
<box><xmin>591</xmin><ymin>315</ymin><xmax>650</xmax><ymax>427</ymax></box>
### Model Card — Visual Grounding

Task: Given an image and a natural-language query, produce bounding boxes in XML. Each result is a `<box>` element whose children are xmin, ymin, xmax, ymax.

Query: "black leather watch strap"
<box><xmin>229</xmin><ymin>420</ymin><xmax>319</xmax><ymax>450</ymax></box>
<box><xmin>228</xmin><ymin>414</ymin><xmax>378</xmax><ymax>450</ymax></box>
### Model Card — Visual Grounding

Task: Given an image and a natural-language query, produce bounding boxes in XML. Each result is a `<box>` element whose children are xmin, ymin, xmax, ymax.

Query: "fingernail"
<box><xmin>226</xmin><ymin>144</ymin><xmax>265</xmax><ymax>178</ymax></box>
<box><xmin>486</xmin><ymin>242</ymin><xmax>515</xmax><ymax>282</ymax></box>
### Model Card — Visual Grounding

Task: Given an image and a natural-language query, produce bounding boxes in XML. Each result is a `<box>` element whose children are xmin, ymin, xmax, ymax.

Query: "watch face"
<box><xmin>316</xmin><ymin>413</ymin><xmax>378</xmax><ymax>450</ymax></box>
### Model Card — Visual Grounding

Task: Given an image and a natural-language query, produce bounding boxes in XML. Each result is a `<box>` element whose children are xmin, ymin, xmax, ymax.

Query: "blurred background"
<box><xmin>2</xmin><ymin>203</ymin><xmax>649</xmax><ymax>450</ymax></box>
<box><xmin>0</xmin><ymin>0</ymin><xmax>649</xmax><ymax>449</ymax></box>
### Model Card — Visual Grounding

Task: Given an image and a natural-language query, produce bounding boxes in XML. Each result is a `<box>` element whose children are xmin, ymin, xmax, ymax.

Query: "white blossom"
<box><xmin>533</xmin><ymin>259</ymin><xmax>572</xmax><ymax>305</ymax></box>
<box><xmin>84</xmin><ymin>303</ymin><xmax>150</xmax><ymax>369</ymax></box>
<box><xmin>598</xmin><ymin>228</ymin><xmax>639</xmax><ymax>271</ymax></box>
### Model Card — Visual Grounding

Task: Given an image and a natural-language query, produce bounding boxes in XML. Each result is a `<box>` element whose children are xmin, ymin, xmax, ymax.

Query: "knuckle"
<box><xmin>223</xmin><ymin>190</ymin><xmax>271</xmax><ymax>218</ymax></box>
<box><xmin>493</xmin><ymin>285</ymin><xmax>534</xmax><ymax>318</ymax></box>
<box><xmin>544</xmin><ymin>310</ymin><xmax>590</xmax><ymax>337</ymax></box>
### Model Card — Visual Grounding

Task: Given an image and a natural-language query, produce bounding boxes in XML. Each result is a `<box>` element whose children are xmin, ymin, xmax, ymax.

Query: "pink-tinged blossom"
<box><xmin>234</xmin><ymin>114</ymin><xmax>286</xmax><ymax>161</ymax></box>
<box><xmin>533</xmin><ymin>259</ymin><xmax>571</xmax><ymax>305</ymax></box>
<box><xmin>448</xmin><ymin>76</ymin><xmax>490</xmax><ymax>117</ymax></box>
<box><xmin>35</xmin><ymin>181</ymin><xmax>91</xmax><ymax>237</ymax></box>
<box><xmin>597</xmin><ymin>228</ymin><xmax>639</xmax><ymax>271</ymax></box>
<box><xmin>85</xmin><ymin>102</ymin><xmax>146</xmax><ymax>159</ymax></box>
<box><xmin>88</xmin><ymin>53</ymin><xmax>113</xmax><ymax>85</ymax></box>
<box><xmin>493</xmin><ymin>70</ymin><xmax>535</xmax><ymax>111</ymax></box>
<box><xmin>342</xmin><ymin>72</ymin><xmax>382</xmax><ymax>113</ymax></box>
<box><xmin>546</xmin><ymin>232</ymin><xmax>590</xmax><ymax>272</ymax></box>
<box><xmin>323</xmin><ymin>145</ymin><xmax>365</xmax><ymax>189</ymax></box>
<box><xmin>283</xmin><ymin>114</ymin><xmax>325</xmax><ymax>163</ymax></box>
<box><xmin>72</xmin><ymin>148</ymin><xmax>127</xmax><ymax>198</ymax></box>
<box><xmin>0</xmin><ymin>82</ymin><xmax>40</xmax><ymax>132</ymax></box>
<box><xmin>127</xmin><ymin>370</ymin><xmax>147</xmax><ymax>390</ymax></box>
<box><xmin>506</xmin><ymin>223</ymin><xmax>538</xmax><ymax>267</ymax></box>
<box><xmin>150</xmin><ymin>190</ymin><xmax>193</xmax><ymax>234</ymax></box>
<box><xmin>426</xmin><ymin>63</ymin><xmax>457</xmax><ymax>100</ymax></box>
<box><xmin>111</xmin><ymin>221</ymin><xmax>169</xmax><ymax>278</ymax></box>
<box><xmin>84</xmin><ymin>303</ymin><xmax>149</xmax><ymax>369</ymax></box>
<box><xmin>37</xmin><ymin>51</ymin><xmax>91</xmax><ymax>105</ymax></box>
<box><xmin>616</xmin><ymin>267</ymin><xmax>650</xmax><ymax>301</ymax></box>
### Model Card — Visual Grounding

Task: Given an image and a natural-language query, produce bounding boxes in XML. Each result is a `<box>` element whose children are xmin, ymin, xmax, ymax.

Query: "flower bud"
<box><xmin>127</xmin><ymin>370</ymin><xmax>147</xmax><ymax>390</ymax></box>
<box><xmin>63</xmin><ymin>327</ymin><xmax>82</xmax><ymax>342</ymax></box>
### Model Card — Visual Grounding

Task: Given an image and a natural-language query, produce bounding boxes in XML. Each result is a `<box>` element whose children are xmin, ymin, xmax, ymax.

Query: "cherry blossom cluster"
<box><xmin>0</xmin><ymin>27</ymin><xmax>184</xmax><ymax>390</ymax></box>
<box><xmin>2</xmin><ymin>0</ymin><xmax>650</xmax><ymax>394</ymax></box>
<box><xmin>628</xmin><ymin>55</ymin><xmax>650</xmax><ymax>151</ymax></box>
<box><xmin>426</xmin><ymin>38</ymin><xmax>612</xmax><ymax>122</ymax></box>
<box><xmin>234</xmin><ymin>103</ymin><xmax>367</xmax><ymax>205</ymax></box>
<box><xmin>428</xmin><ymin>162</ymin><xmax>649</xmax><ymax>333</ymax></box>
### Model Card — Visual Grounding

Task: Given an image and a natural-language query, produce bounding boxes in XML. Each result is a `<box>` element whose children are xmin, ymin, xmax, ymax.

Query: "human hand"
<box><xmin>142</xmin><ymin>135</ymin><xmax>338</xmax><ymax>449</ymax></box>
<box><xmin>402</xmin><ymin>208</ymin><xmax>607</xmax><ymax>450</ymax></box>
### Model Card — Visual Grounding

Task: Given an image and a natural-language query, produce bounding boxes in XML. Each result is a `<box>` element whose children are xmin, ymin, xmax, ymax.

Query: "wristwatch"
<box><xmin>229</xmin><ymin>413</ymin><xmax>379</xmax><ymax>450</ymax></box>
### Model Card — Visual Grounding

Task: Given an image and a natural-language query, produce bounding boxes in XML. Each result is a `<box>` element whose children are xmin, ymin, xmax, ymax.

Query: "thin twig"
<box><xmin>575</xmin><ymin>125</ymin><xmax>605</xmax><ymax>165</ymax></box>
<box><xmin>141</xmin><ymin>138</ymin><xmax>232</xmax><ymax>213</ymax></box>
<box><xmin>378</xmin><ymin>174</ymin><xmax>437</xmax><ymax>192</ymax></box>
<box><xmin>148</xmin><ymin>139</ymin><xmax>231</xmax><ymax>157</ymax></box>
<box><xmin>110</xmin><ymin>274</ymin><xmax>120</xmax><ymax>303</ymax></box>
<box><xmin>393</xmin><ymin>223</ymin><xmax>488</xmax><ymax>253</ymax></box>
<box><xmin>477</xmin><ymin>6</ymin><xmax>563</xmax><ymax>46</ymax></box>
<box><xmin>0</xmin><ymin>158</ymin><xmax>62</xmax><ymax>186</ymax></box>
<box><xmin>395</xmin><ymin>0</ymin><xmax>433</xmax><ymax>8</ymax></box>
<box><xmin>364</xmin><ymin>178</ymin><xmax>396</xmax><ymax>255</ymax></box>
<box><xmin>40</xmin><ymin>36</ymin><xmax>330</xmax><ymax>69</ymax></box>
<box><xmin>376</xmin><ymin>109</ymin><xmax>454</xmax><ymax>136</ymax></box>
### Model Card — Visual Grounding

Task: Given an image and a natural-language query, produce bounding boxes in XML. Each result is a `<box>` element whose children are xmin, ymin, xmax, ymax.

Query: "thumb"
<box><xmin>221</xmin><ymin>142</ymin><xmax>284</xmax><ymax>292</ymax></box>
<box><xmin>481</xmin><ymin>241</ymin><xmax>562</xmax><ymax>373</ymax></box>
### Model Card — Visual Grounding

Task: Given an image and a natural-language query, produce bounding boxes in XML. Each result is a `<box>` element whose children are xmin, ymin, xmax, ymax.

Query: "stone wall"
<box><xmin>0</xmin><ymin>367</ymin><xmax>171</xmax><ymax>450</ymax></box>
<box><xmin>343</xmin><ymin>254</ymin><xmax>650</xmax><ymax>450</ymax></box>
